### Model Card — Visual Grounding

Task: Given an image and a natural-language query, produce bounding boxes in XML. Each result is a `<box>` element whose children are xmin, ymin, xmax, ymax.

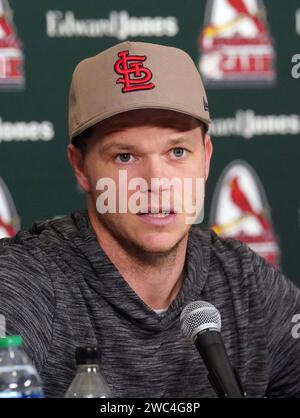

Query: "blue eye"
<box><xmin>172</xmin><ymin>148</ymin><xmax>185</xmax><ymax>158</ymax></box>
<box><xmin>116</xmin><ymin>153</ymin><xmax>132</xmax><ymax>163</ymax></box>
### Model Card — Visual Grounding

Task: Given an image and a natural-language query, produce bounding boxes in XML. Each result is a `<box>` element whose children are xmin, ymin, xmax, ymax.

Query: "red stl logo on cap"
<box><xmin>114</xmin><ymin>50</ymin><xmax>155</xmax><ymax>93</ymax></box>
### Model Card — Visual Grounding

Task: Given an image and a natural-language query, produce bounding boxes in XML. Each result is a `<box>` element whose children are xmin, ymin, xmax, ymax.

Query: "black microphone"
<box><xmin>180</xmin><ymin>300</ymin><xmax>245</xmax><ymax>398</ymax></box>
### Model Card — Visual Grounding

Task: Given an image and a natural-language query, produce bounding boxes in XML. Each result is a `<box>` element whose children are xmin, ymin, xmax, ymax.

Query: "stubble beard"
<box><xmin>96</xmin><ymin>212</ymin><xmax>189</xmax><ymax>267</ymax></box>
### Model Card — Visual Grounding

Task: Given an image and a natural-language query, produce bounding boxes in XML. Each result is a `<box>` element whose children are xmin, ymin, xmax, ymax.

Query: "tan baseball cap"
<box><xmin>69</xmin><ymin>41</ymin><xmax>211</xmax><ymax>141</ymax></box>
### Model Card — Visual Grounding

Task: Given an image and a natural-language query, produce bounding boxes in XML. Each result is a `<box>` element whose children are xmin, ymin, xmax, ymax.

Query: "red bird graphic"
<box><xmin>0</xmin><ymin>16</ymin><xmax>13</xmax><ymax>38</ymax></box>
<box><xmin>0</xmin><ymin>9</ymin><xmax>20</xmax><ymax>48</ymax></box>
<box><xmin>0</xmin><ymin>217</ymin><xmax>16</xmax><ymax>237</ymax></box>
<box><xmin>229</xmin><ymin>176</ymin><xmax>270</xmax><ymax>231</ymax></box>
<box><xmin>227</xmin><ymin>0</ymin><xmax>267</xmax><ymax>33</ymax></box>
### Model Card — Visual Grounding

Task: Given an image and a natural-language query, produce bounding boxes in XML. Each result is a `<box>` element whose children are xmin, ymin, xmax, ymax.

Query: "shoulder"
<box><xmin>190</xmin><ymin>224</ymin><xmax>254</xmax><ymax>260</ymax></box>
<box><xmin>190</xmin><ymin>225</ymin><xmax>255</xmax><ymax>279</ymax></box>
<box><xmin>0</xmin><ymin>213</ymin><xmax>80</xmax><ymax>324</ymax></box>
<box><xmin>0</xmin><ymin>211</ymin><xmax>82</xmax><ymax>264</ymax></box>
<box><xmin>0</xmin><ymin>210</ymin><xmax>87</xmax><ymax>306</ymax></box>
<box><xmin>190</xmin><ymin>225</ymin><xmax>299</xmax><ymax>297</ymax></box>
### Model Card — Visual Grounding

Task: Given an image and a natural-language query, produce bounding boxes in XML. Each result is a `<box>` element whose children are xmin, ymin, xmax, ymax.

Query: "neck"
<box><xmin>87</xmin><ymin>206</ymin><xmax>188</xmax><ymax>311</ymax></box>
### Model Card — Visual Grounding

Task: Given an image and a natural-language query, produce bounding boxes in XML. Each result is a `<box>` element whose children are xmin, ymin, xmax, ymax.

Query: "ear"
<box><xmin>204</xmin><ymin>133</ymin><xmax>213</xmax><ymax>181</ymax></box>
<box><xmin>67</xmin><ymin>144</ymin><xmax>91</xmax><ymax>192</ymax></box>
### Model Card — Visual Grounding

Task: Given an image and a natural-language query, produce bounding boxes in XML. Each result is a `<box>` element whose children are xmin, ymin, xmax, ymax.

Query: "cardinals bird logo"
<box><xmin>199</xmin><ymin>0</ymin><xmax>276</xmax><ymax>87</ymax></box>
<box><xmin>0</xmin><ymin>0</ymin><xmax>25</xmax><ymax>90</ymax></box>
<box><xmin>229</xmin><ymin>176</ymin><xmax>271</xmax><ymax>231</ymax></box>
<box><xmin>209</xmin><ymin>160</ymin><xmax>280</xmax><ymax>268</ymax></box>
<box><xmin>0</xmin><ymin>177</ymin><xmax>20</xmax><ymax>238</ymax></box>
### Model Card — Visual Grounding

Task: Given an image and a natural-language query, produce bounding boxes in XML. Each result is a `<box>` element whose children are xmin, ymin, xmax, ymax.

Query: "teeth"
<box><xmin>149</xmin><ymin>211</ymin><xmax>170</xmax><ymax>217</ymax></box>
<box><xmin>139</xmin><ymin>210</ymin><xmax>173</xmax><ymax>216</ymax></box>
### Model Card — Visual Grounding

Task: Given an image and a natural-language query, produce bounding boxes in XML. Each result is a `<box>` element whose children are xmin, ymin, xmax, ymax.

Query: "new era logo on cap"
<box><xmin>68</xmin><ymin>41</ymin><xmax>211</xmax><ymax>140</ymax></box>
<box><xmin>203</xmin><ymin>97</ymin><xmax>209</xmax><ymax>112</ymax></box>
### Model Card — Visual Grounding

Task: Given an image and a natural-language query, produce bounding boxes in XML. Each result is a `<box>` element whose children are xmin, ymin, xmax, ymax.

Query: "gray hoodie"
<box><xmin>0</xmin><ymin>210</ymin><xmax>299</xmax><ymax>397</ymax></box>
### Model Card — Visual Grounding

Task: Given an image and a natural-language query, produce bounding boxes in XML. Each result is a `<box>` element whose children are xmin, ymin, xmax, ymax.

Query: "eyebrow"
<box><xmin>100</xmin><ymin>137</ymin><xmax>193</xmax><ymax>153</ymax></box>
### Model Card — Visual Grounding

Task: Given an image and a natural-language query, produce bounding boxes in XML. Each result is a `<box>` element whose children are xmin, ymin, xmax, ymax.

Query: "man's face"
<box><xmin>72</xmin><ymin>110</ymin><xmax>213</xmax><ymax>255</ymax></box>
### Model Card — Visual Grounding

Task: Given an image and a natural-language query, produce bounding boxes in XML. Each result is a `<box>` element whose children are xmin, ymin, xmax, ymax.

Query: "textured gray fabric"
<box><xmin>0</xmin><ymin>209</ymin><xmax>299</xmax><ymax>398</ymax></box>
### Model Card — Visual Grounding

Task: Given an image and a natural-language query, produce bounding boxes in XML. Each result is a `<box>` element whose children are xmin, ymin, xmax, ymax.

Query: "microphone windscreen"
<box><xmin>180</xmin><ymin>300</ymin><xmax>221</xmax><ymax>341</ymax></box>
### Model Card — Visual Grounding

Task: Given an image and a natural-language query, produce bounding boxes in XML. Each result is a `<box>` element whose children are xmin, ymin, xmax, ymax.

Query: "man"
<box><xmin>0</xmin><ymin>41</ymin><xmax>300</xmax><ymax>398</ymax></box>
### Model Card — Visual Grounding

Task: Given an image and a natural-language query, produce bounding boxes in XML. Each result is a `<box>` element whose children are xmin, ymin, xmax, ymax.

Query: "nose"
<box><xmin>141</xmin><ymin>156</ymin><xmax>169</xmax><ymax>193</ymax></box>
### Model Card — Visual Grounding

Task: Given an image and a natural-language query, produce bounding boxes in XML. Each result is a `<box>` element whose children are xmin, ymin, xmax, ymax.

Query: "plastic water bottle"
<box><xmin>0</xmin><ymin>335</ymin><xmax>44</xmax><ymax>398</ymax></box>
<box><xmin>64</xmin><ymin>346</ymin><xmax>112</xmax><ymax>398</ymax></box>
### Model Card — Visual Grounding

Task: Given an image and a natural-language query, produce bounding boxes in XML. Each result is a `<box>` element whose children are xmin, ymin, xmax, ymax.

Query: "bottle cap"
<box><xmin>0</xmin><ymin>335</ymin><xmax>23</xmax><ymax>348</ymax></box>
<box><xmin>75</xmin><ymin>346</ymin><xmax>100</xmax><ymax>365</ymax></box>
